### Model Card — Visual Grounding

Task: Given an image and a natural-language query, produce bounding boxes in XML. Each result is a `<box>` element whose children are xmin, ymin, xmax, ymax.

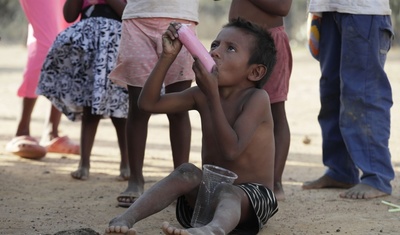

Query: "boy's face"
<box><xmin>210</xmin><ymin>27</ymin><xmax>254</xmax><ymax>86</ymax></box>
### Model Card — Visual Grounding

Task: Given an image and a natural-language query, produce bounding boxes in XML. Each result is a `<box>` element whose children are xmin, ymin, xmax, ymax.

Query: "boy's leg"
<box><xmin>303</xmin><ymin>12</ymin><xmax>360</xmax><ymax>190</ymax></box>
<box><xmin>106</xmin><ymin>163</ymin><xmax>202</xmax><ymax>234</ymax></box>
<box><xmin>338</xmin><ymin>14</ymin><xmax>394</xmax><ymax>198</ymax></box>
<box><xmin>15</xmin><ymin>97</ymin><xmax>37</xmax><ymax>136</ymax></box>
<box><xmin>71</xmin><ymin>107</ymin><xmax>101</xmax><ymax>180</ymax></box>
<box><xmin>165</xmin><ymin>81</ymin><xmax>192</xmax><ymax>168</ymax></box>
<box><xmin>162</xmin><ymin>184</ymin><xmax>254</xmax><ymax>235</ymax></box>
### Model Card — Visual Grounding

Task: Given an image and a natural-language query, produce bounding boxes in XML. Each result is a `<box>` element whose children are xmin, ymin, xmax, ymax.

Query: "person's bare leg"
<box><xmin>161</xmin><ymin>184</ymin><xmax>247</xmax><ymax>235</ymax></box>
<box><xmin>40</xmin><ymin>104</ymin><xmax>62</xmax><ymax>143</ymax></box>
<box><xmin>117</xmin><ymin>86</ymin><xmax>150</xmax><ymax>205</ymax></box>
<box><xmin>339</xmin><ymin>183</ymin><xmax>389</xmax><ymax>199</ymax></box>
<box><xmin>111</xmin><ymin>117</ymin><xmax>129</xmax><ymax>181</ymax></box>
<box><xmin>271</xmin><ymin>102</ymin><xmax>290</xmax><ymax>201</ymax></box>
<box><xmin>302</xmin><ymin>174</ymin><xmax>355</xmax><ymax>189</ymax></box>
<box><xmin>15</xmin><ymin>97</ymin><xmax>37</xmax><ymax>136</ymax></box>
<box><xmin>71</xmin><ymin>107</ymin><xmax>101</xmax><ymax>180</ymax></box>
<box><xmin>165</xmin><ymin>81</ymin><xmax>192</xmax><ymax>168</ymax></box>
<box><xmin>105</xmin><ymin>163</ymin><xmax>202</xmax><ymax>234</ymax></box>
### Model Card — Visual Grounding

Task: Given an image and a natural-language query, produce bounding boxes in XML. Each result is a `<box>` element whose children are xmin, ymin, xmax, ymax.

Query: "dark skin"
<box><xmin>229</xmin><ymin>0</ymin><xmax>292</xmax><ymax>201</ymax></box>
<box><xmin>63</xmin><ymin>0</ymin><xmax>129</xmax><ymax>181</ymax></box>
<box><xmin>105</xmin><ymin>23</ymin><xmax>275</xmax><ymax>235</ymax></box>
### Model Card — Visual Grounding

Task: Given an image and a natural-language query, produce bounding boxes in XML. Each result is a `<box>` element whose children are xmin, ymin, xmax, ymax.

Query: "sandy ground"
<box><xmin>0</xmin><ymin>45</ymin><xmax>399</xmax><ymax>235</ymax></box>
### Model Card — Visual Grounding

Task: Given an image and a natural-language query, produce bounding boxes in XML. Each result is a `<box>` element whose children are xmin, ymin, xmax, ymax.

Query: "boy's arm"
<box><xmin>249</xmin><ymin>0</ymin><xmax>292</xmax><ymax>16</ymax></box>
<box><xmin>138</xmin><ymin>24</ymin><xmax>196</xmax><ymax>114</ymax></box>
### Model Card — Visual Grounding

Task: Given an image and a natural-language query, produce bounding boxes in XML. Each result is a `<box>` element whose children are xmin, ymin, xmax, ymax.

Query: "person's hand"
<box><xmin>193</xmin><ymin>57</ymin><xmax>218</xmax><ymax>97</ymax></box>
<box><xmin>161</xmin><ymin>22</ymin><xmax>183</xmax><ymax>59</ymax></box>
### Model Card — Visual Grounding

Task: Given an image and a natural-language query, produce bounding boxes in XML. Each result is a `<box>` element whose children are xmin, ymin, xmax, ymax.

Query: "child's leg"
<box><xmin>117</xmin><ymin>86</ymin><xmax>151</xmax><ymax>205</ymax></box>
<box><xmin>71</xmin><ymin>107</ymin><xmax>101</xmax><ymax>180</ymax></box>
<box><xmin>111</xmin><ymin>117</ymin><xmax>129</xmax><ymax>181</ymax></box>
<box><xmin>15</xmin><ymin>97</ymin><xmax>37</xmax><ymax>136</ymax></box>
<box><xmin>165</xmin><ymin>81</ymin><xmax>192</xmax><ymax>168</ymax></box>
<box><xmin>271</xmin><ymin>101</ymin><xmax>290</xmax><ymax>201</ymax></box>
<box><xmin>162</xmin><ymin>184</ymin><xmax>252</xmax><ymax>235</ymax></box>
<box><xmin>105</xmin><ymin>163</ymin><xmax>202</xmax><ymax>234</ymax></box>
<box><xmin>40</xmin><ymin>104</ymin><xmax>62</xmax><ymax>142</ymax></box>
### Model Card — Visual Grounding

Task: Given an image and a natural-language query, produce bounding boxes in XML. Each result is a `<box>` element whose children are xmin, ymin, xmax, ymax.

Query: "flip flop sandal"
<box><xmin>117</xmin><ymin>192</ymin><xmax>141</xmax><ymax>208</ymax></box>
<box><xmin>44</xmin><ymin>136</ymin><xmax>80</xmax><ymax>155</ymax></box>
<box><xmin>5</xmin><ymin>135</ymin><xmax>47</xmax><ymax>159</ymax></box>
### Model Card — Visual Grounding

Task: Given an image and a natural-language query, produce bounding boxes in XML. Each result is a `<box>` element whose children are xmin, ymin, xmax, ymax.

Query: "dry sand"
<box><xmin>0</xmin><ymin>45</ymin><xmax>399</xmax><ymax>235</ymax></box>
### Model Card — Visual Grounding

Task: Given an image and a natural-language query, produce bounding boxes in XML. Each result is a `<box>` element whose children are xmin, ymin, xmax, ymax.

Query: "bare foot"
<box><xmin>116</xmin><ymin>167</ymin><xmax>130</xmax><ymax>181</ymax></box>
<box><xmin>302</xmin><ymin>174</ymin><xmax>354</xmax><ymax>189</ymax></box>
<box><xmin>274</xmin><ymin>182</ymin><xmax>285</xmax><ymax>201</ymax></box>
<box><xmin>105</xmin><ymin>216</ymin><xmax>137</xmax><ymax>234</ymax></box>
<box><xmin>161</xmin><ymin>222</ymin><xmax>224</xmax><ymax>235</ymax></box>
<box><xmin>339</xmin><ymin>183</ymin><xmax>389</xmax><ymax>199</ymax></box>
<box><xmin>71</xmin><ymin>167</ymin><xmax>89</xmax><ymax>180</ymax></box>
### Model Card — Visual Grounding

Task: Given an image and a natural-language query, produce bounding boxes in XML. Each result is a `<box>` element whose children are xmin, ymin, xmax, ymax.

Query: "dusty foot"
<box><xmin>302</xmin><ymin>174</ymin><xmax>354</xmax><ymax>189</ymax></box>
<box><xmin>105</xmin><ymin>216</ymin><xmax>137</xmax><ymax>235</ymax></box>
<box><xmin>71</xmin><ymin>167</ymin><xmax>89</xmax><ymax>180</ymax></box>
<box><xmin>116</xmin><ymin>167</ymin><xmax>130</xmax><ymax>181</ymax></box>
<box><xmin>104</xmin><ymin>225</ymin><xmax>137</xmax><ymax>235</ymax></box>
<box><xmin>339</xmin><ymin>183</ymin><xmax>389</xmax><ymax>199</ymax></box>
<box><xmin>274</xmin><ymin>182</ymin><xmax>285</xmax><ymax>201</ymax></box>
<box><xmin>161</xmin><ymin>222</ymin><xmax>224</xmax><ymax>235</ymax></box>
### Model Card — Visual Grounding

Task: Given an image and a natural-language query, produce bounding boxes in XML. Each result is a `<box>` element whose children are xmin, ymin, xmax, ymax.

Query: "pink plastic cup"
<box><xmin>177</xmin><ymin>24</ymin><xmax>215</xmax><ymax>72</ymax></box>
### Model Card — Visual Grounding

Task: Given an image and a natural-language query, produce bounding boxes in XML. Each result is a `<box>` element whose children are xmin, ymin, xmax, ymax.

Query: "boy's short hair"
<box><xmin>224</xmin><ymin>18</ymin><xmax>277</xmax><ymax>88</ymax></box>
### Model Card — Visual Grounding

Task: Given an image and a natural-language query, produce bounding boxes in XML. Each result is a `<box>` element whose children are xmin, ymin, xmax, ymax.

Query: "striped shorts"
<box><xmin>176</xmin><ymin>183</ymin><xmax>278</xmax><ymax>233</ymax></box>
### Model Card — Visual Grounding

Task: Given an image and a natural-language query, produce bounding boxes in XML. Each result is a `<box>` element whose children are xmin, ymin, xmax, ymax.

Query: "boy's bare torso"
<box><xmin>191</xmin><ymin>86</ymin><xmax>275</xmax><ymax>190</ymax></box>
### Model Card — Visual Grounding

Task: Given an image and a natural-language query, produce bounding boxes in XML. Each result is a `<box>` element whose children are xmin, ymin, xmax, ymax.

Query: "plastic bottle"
<box><xmin>177</xmin><ymin>24</ymin><xmax>215</xmax><ymax>72</ymax></box>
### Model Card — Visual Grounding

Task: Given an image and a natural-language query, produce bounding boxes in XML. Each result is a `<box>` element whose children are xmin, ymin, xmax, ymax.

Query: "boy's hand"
<box><xmin>161</xmin><ymin>22</ymin><xmax>183</xmax><ymax>59</ymax></box>
<box><xmin>193</xmin><ymin>57</ymin><xmax>218</xmax><ymax>98</ymax></box>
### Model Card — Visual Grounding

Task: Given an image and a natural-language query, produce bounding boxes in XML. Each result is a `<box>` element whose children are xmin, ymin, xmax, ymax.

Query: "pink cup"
<box><xmin>177</xmin><ymin>24</ymin><xmax>215</xmax><ymax>72</ymax></box>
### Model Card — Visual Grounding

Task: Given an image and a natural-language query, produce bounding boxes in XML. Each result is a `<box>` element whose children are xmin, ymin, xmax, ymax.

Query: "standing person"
<box><xmin>105</xmin><ymin>18</ymin><xmax>278</xmax><ymax>235</ymax></box>
<box><xmin>37</xmin><ymin>0</ymin><xmax>129</xmax><ymax>181</ymax></box>
<box><xmin>229</xmin><ymin>0</ymin><xmax>293</xmax><ymax>201</ymax></box>
<box><xmin>108</xmin><ymin>0</ymin><xmax>199</xmax><ymax>207</ymax></box>
<box><xmin>5</xmin><ymin>0</ymin><xmax>79</xmax><ymax>159</ymax></box>
<box><xmin>302</xmin><ymin>0</ymin><xmax>395</xmax><ymax>199</ymax></box>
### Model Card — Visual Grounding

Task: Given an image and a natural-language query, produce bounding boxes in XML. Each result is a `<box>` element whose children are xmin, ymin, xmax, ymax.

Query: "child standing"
<box><xmin>5</xmin><ymin>0</ymin><xmax>79</xmax><ymax>159</ymax></box>
<box><xmin>108</xmin><ymin>0</ymin><xmax>199</xmax><ymax>207</ymax></box>
<box><xmin>37</xmin><ymin>0</ymin><xmax>129</xmax><ymax>181</ymax></box>
<box><xmin>105</xmin><ymin>18</ymin><xmax>278</xmax><ymax>235</ymax></box>
<box><xmin>229</xmin><ymin>0</ymin><xmax>293</xmax><ymax>200</ymax></box>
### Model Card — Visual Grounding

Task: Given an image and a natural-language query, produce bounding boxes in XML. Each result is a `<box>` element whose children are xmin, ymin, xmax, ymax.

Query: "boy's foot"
<box><xmin>302</xmin><ymin>174</ymin><xmax>354</xmax><ymax>189</ymax></box>
<box><xmin>105</xmin><ymin>216</ymin><xmax>137</xmax><ymax>234</ymax></box>
<box><xmin>71</xmin><ymin>167</ymin><xmax>89</xmax><ymax>180</ymax></box>
<box><xmin>105</xmin><ymin>225</ymin><xmax>137</xmax><ymax>235</ymax></box>
<box><xmin>161</xmin><ymin>221</ymin><xmax>224</xmax><ymax>235</ymax></box>
<box><xmin>339</xmin><ymin>183</ymin><xmax>389</xmax><ymax>199</ymax></box>
<box><xmin>274</xmin><ymin>182</ymin><xmax>285</xmax><ymax>201</ymax></box>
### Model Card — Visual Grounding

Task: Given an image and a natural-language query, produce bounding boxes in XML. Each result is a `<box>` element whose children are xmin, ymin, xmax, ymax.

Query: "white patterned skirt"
<box><xmin>37</xmin><ymin>17</ymin><xmax>128</xmax><ymax>121</ymax></box>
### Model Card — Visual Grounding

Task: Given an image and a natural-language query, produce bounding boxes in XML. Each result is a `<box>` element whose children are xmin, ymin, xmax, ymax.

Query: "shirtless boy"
<box><xmin>105</xmin><ymin>18</ymin><xmax>278</xmax><ymax>235</ymax></box>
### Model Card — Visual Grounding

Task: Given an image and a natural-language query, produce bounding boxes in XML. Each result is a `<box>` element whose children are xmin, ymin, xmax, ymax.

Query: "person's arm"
<box><xmin>105</xmin><ymin>0</ymin><xmax>126</xmax><ymax>18</ymax></box>
<box><xmin>63</xmin><ymin>0</ymin><xmax>83</xmax><ymax>23</ymax></box>
<box><xmin>138</xmin><ymin>23</ymin><xmax>196</xmax><ymax>114</ymax></box>
<box><xmin>249</xmin><ymin>0</ymin><xmax>292</xmax><ymax>16</ymax></box>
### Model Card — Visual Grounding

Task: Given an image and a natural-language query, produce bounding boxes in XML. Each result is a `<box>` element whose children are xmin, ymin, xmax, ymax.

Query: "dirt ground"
<box><xmin>0</xmin><ymin>45</ymin><xmax>399</xmax><ymax>235</ymax></box>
